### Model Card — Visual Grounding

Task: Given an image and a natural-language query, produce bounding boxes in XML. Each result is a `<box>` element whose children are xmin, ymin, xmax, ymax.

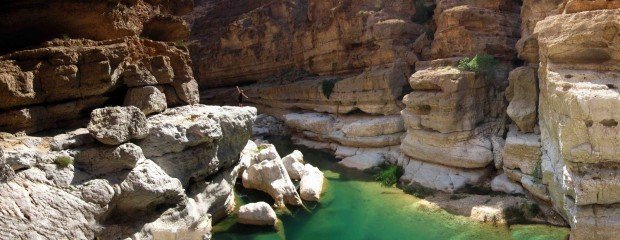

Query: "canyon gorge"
<box><xmin>0</xmin><ymin>0</ymin><xmax>618</xmax><ymax>239</ymax></box>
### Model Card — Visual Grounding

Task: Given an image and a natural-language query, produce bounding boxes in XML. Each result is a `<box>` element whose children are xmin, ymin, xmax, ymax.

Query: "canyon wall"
<box><xmin>0</xmin><ymin>0</ymin><xmax>199</xmax><ymax>134</ymax></box>
<box><xmin>507</xmin><ymin>1</ymin><xmax>620</xmax><ymax>238</ymax></box>
<box><xmin>194</xmin><ymin>0</ymin><xmax>620</xmax><ymax>237</ymax></box>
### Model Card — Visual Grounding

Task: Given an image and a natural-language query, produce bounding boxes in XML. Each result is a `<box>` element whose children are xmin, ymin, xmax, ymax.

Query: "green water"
<box><xmin>212</xmin><ymin>138</ymin><xmax>569</xmax><ymax>240</ymax></box>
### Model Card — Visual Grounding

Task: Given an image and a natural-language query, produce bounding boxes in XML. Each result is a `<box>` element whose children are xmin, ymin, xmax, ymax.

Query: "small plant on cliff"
<box><xmin>321</xmin><ymin>77</ymin><xmax>343</xmax><ymax>99</ymax></box>
<box><xmin>458</xmin><ymin>54</ymin><xmax>499</xmax><ymax>79</ymax></box>
<box><xmin>61</xmin><ymin>34</ymin><xmax>70</xmax><ymax>41</ymax></box>
<box><xmin>375</xmin><ymin>165</ymin><xmax>403</xmax><ymax>187</ymax></box>
<box><xmin>54</xmin><ymin>155</ymin><xmax>73</xmax><ymax>168</ymax></box>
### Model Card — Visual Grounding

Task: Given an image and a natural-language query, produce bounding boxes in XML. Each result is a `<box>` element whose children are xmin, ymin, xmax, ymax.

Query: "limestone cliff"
<box><xmin>506</xmin><ymin>1</ymin><xmax>620</xmax><ymax>238</ymax></box>
<box><xmin>192</xmin><ymin>0</ymin><xmax>620</xmax><ymax>237</ymax></box>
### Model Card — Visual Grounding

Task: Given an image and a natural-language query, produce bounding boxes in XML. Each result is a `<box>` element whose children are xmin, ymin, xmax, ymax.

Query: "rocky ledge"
<box><xmin>0</xmin><ymin>104</ymin><xmax>256</xmax><ymax>239</ymax></box>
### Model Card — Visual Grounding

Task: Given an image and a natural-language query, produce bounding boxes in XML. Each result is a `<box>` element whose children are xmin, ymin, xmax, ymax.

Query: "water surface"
<box><xmin>213</xmin><ymin>137</ymin><xmax>569</xmax><ymax>240</ymax></box>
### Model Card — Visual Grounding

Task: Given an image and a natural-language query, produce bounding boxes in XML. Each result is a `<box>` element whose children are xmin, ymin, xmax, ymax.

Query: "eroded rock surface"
<box><xmin>0</xmin><ymin>0</ymin><xmax>198</xmax><ymax>134</ymax></box>
<box><xmin>533</xmin><ymin>7</ymin><xmax>620</xmax><ymax>239</ymax></box>
<box><xmin>242</xmin><ymin>144</ymin><xmax>303</xmax><ymax>207</ymax></box>
<box><xmin>238</xmin><ymin>202</ymin><xmax>278</xmax><ymax>226</ymax></box>
<box><xmin>0</xmin><ymin>104</ymin><xmax>257</xmax><ymax>239</ymax></box>
<box><xmin>87</xmin><ymin>106</ymin><xmax>148</xmax><ymax>145</ymax></box>
<box><xmin>300</xmin><ymin>164</ymin><xmax>324</xmax><ymax>201</ymax></box>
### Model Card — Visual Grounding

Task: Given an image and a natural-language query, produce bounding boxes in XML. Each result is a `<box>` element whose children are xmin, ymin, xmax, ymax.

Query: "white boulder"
<box><xmin>237</xmin><ymin>202</ymin><xmax>277</xmax><ymax>226</ymax></box>
<box><xmin>300</xmin><ymin>164</ymin><xmax>324</xmax><ymax>201</ymax></box>
<box><xmin>282</xmin><ymin>150</ymin><xmax>305</xmax><ymax>180</ymax></box>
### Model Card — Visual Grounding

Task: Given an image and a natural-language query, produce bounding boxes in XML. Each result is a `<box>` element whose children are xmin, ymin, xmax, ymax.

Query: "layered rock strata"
<box><xmin>0</xmin><ymin>105</ymin><xmax>256</xmax><ymax>239</ymax></box>
<box><xmin>535</xmin><ymin>7</ymin><xmax>620</xmax><ymax>239</ymax></box>
<box><xmin>397</xmin><ymin>0</ymin><xmax>520</xmax><ymax>192</ymax></box>
<box><xmin>284</xmin><ymin>112</ymin><xmax>405</xmax><ymax>170</ymax></box>
<box><xmin>0</xmin><ymin>0</ymin><xmax>198</xmax><ymax>134</ymax></box>
<box><xmin>189</xmin><ymin>0</ymin><xmax>422</xmax><ymax>88</ymax></box>
<box><xmin>499</xmin><ymin>1</ymin><xmax>620</xmax><ymax>238</ymax></box>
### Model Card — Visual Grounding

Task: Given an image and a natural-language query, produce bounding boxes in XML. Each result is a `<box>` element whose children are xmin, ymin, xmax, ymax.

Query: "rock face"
<box><xmin>284</xmin><ymin>112</ymin><xmax>405</xmax><ymax>171</ymax></box>
<box><xmin>87</xmin><ymin>106</ymin><xmax>149</xmax><ymax>145</ymax></box>
<box><xmin>397</xmin><ymin>0</ymin><xmax>518</xmax><ymax>192</ymax></box>
<box><xmin>237</xmin><ymin>202</ymin><xmax>278</xmax><ymax>226</ymax></box>
<box><xmin>0</xmin><ymin>105</ymin><xmax>257</xmax><ymax>239</ymax></box>
<box><xmin>506</xmin><ymin>66</ymin><xmax>538</xmax><ymax>133</ymax></box>
<box><xmin>188</xmin><ymin>0</ymin><xmax>421</xmax><ymax>89</ymax></box>
<box><xmin>0</xmin><ymin>0</ymin><xmax>199</xmax><ymax>134</ymax></box>
<box><xmin>532</xmin><ymin>7</ymin><xmax>620</xmax><ymax>239</ymax></box>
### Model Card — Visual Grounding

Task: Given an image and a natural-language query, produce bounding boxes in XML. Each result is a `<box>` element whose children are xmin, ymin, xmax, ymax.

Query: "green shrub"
<box><xmin>402</xmin><ymin>183</ymin><xmax>436</xmax><ymax>198</ymax></box>
<box><xmin>321</xmin><ymin>77</ymin><xmax>342</xmax><ymax>99</ymax></box>
<box><xmin>457</xmin><ymin>54</ymin><xmax>499</xmax><ymax>79</ymax></box>
<box><xmin>54</xmin><ymin>155</ymin><xmax>73</xmax><ymax>168</ymax></box>
<box><xmin>61</xmin><ymin>34</ymin><xmax>70</xmax><ymax>40</ymax></box>
<box><xmin>375</xmin><ymin>165</ymin><xmax>403</xmax><ymax>187</ymax></box>
<box><xmin>412</xmin><ymin>0</ymin><xmax>436</xmax><ymax>24</ymax></box>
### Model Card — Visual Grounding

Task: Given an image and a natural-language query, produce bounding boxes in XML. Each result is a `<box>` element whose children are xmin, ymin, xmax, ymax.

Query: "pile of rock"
<box><xmin>235</xmin><ymin>139</ymin><xmax>324</xmax><ymax>225</ymax></box>
<box><xmin>0</xmin><ymin>105</ymin><xmax>256</xmax><ymax>239</ymax></box>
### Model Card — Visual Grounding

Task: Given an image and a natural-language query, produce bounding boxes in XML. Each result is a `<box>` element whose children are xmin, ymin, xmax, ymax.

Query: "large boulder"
<box><xmin>124</xmin><ymin>86</ymin><xmax>168</xmax><ymax>115</ymax></box>
<box><xmin>136</xmin><ymin>105</ymin><xmax>256</xmax><ymax>186</ymax></box>
<box><xmin>87</xmin><ymin>106</ymin><xmax>148</xmax><ymax>145</ymax></box>
<box><xmin>299</xmin><ymin>164</ymin><xmax>324</xmax><ymax>201</ymax></box>
<box><xmin>73</xmin><ymin>143</ymin><xmax>144</xmax><ymax>175</ymax></box>
<box><xmin>242</xmin><ymin>151</ymin><xmax>302</xmax><ymax>207</ymax></box>
<box><xmin>282</xmin><ymin>150</ymin><xmax>305</xmax><ymax>180</ymax></box>
<box><xmin>112</xmin><ymin>160</ymin><xmax>184</xmax><ymax>215</ymax></box>
<box><xmin>237</xmin><ymin>202</ymin><xmax>277</xmax><ymax>226</ymax></box>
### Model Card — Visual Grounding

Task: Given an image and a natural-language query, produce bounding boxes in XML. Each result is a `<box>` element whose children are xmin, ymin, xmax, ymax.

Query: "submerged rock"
<box><xmin>300</xmin><ymin>164</ymin><xmax>324</xmax><ymax>201</ymax></box>
<box><xmin>87</xmin><ymin>106</ymin><xmax>148</xmax><ymax>145</ymax></box>
<box><xmin>238</xmin><ymin>202</ymin><xmax>277</xmax><ymax>226</ymax></box>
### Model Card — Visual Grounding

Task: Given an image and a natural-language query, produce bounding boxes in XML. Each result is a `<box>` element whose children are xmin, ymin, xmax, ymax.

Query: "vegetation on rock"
<box><xmin>54</xmin><ymin>155</ymin><xmax>73</xmax><ymax>168</ymax></box>
<box><xmin>458</xmin><ymin>54</ymin><xmax>499</xmax><ymax>79</ymax></box>
<box><xmin>375</xmin><ymin>165</ymin><xmax>403</xmax><ymax>187</ymax></box>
